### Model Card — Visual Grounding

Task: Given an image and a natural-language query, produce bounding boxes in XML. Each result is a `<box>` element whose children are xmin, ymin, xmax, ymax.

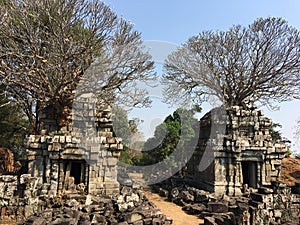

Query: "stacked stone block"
<box><xmin>27</xmin><ymin>96</ymin><xmax>123</xmax><ymax>197</ymax></box>
<box><xmin>249</xmin><ymin>186</ymin><xmax>300</xmax><ymax>224</ymax></box>
<box><xmin>0</xmin><ymin>175</ymin><xmax>18</xmax><ymax>210</ymax></box>
<box><xmin>0</xmin><ymin>174</ymin><xmax>42</xmax><ymax>221</ymax></box>
<box><xmin>188</xmin><ymin>106</ymin><xmax>287</xmax><ymax>196</ymax></box>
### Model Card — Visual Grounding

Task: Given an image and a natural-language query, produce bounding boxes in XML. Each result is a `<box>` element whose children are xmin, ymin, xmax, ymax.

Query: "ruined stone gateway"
<box><xmin>187</xmin><ymin>105</ymin><xmax>287</xmax><ymax>196</ymax></box>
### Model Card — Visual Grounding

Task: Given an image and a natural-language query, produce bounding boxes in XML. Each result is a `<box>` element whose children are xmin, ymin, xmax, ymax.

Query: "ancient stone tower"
<box><xmin>27</xmin><ymin>94</ymin><xmax>123</xmax><ymax>196</ymax></box>
<box><xmin>187</xmin><ymin>106</ymin><xmax>287</xmax><ymax>196</ymax></box>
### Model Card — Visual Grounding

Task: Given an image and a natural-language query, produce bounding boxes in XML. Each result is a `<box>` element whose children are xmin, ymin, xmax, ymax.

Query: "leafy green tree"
<box><xmin>0</xmin><ymin>87</ymin><xmax>29</xmax><ymax>158</ymax></box>
<box><xmin>286</xmin><ymin>148</ymin><xmax>292</xmax><ymax>157</ymax></box>
<box><xmin>111</xmin><ymin>105</ymin><xmax>145</xmax><ymax>165</ymax></box>
<box><xmin>119</xmin><ymin>146</ymin><xmax>134</xmax><ymax>165</ymax></box>
<box><xmin>112</xmin><ymin>106</ymin><xmax>144</xmax><ymax>147</ymax></box>
<box><xmin>140</xmin><ymin>107</ymin><xmax>200</xmax><ymax>165</ymax></box>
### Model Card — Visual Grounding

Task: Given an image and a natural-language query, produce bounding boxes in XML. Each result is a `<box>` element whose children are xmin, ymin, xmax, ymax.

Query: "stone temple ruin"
<box><xmin>27</xmin><ymin>95</ymin><xmax>123</xmax><ymax>196</ymax></box>
<box><xmin>27</xmin><ymin>102</ymin><xmax>289</xmax><ymax>198</ymax></box>
<box><xmin>26</xmin><ymin>104</ymin><xmax>288</xmax><ymax>198</ymax></box>
<box><xmin>1</xmin><ymin>97</ymin><xmax>299</xmax><ymax>224</ymax></box>
<box><xmin>187</xmin><ymin>105</ymin><xmax>287</xmax><ymax>196</ymax></box>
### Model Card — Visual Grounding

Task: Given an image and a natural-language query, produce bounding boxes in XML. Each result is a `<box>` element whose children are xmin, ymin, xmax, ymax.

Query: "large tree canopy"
<box><xmin>0</xmin><ymin>0</ymin><xmax>155</xmax><ymax>133</ymax></box>
<box><xmin>163</xmin><ymin>17</ymin><xmax>300</xmax><ymax>109</ymax></box>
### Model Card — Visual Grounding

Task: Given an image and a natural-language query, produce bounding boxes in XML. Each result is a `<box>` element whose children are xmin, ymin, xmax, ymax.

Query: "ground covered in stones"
<box><xmin>17</xmin><ymin>185</ymin><xmax>172</xmax><ymax>225</ymax></box>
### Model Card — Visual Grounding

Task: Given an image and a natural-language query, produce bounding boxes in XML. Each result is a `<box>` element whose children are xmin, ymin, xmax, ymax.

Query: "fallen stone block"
<box><xmin>182</xmin><ymin>203</ymin><xmax>206</xmax><ymax>215</ymax></box>
<box><xmin>132</xmin><ymin>220</ymin><xmax>143</xmax><ymax>225</ymax></box>
<box><xmin>25</xmin><ymin>216</ymin><xmax>47</xmax><ymax>225</ymax></box>
<box><xmin>208</xmin><ymin>202</ymin><xmax>228</xmax><ymax>213</ymax></box>
<box><xmin>159</xmin><ymin>188</ymin><xmax>169</xmax><ymax>198</ymax></box>
<box><xmin>250</xmin><ymin>192</ymin><xmax>273</xmax><ymax>203</ymax></box>
<box><xmin>170</xmin><ymin>188</ymin><xmax>179</xmax><ymax>199</ymax></box>
<box><xmin>180</xmin><ymin>190</ymin><xmax>195</xmax><ymax>203</ymax></box>
<box><xmin>204</xmin><ymin>217</ymin><xmax>218</xmax><ymax>225</ymax></box>
<box><xmin>124</xmin><ymin>212</ymin><xmax>144</xmax><ymax>223</ymax></box>
<box><xmin>195</xmin><ymin>190</ymin><xmax>209</xmax><ymax>203</ymax></box>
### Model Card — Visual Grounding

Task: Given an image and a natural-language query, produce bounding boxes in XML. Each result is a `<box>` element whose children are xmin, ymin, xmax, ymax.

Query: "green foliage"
<box><xmin>112</xmin><ymin>106</ymin><xmax>143</xmax><ymax>146</ymax></box>
<box><xmin>286</xmin><ymin>148</ymin><xmax>292</xmax><ymax>157</ymax></box>
<box><xmin>138</xmin><ymin>107</ymin><xmax>199</xmax><ymax>166</ymax></box>
<box><xmin>112</xmin><ymin>106</ymin><xmax>145</xmax><ymax>165</ymax></box>
<box><xmin>0</xmin><ymin>87</ymin><xmax>29</xmax><ymax>159</ymax></box>
<box><xmin>119</xmin><ymin>146</ymin><xmax>133</xmax><ymax>165</ymax></box>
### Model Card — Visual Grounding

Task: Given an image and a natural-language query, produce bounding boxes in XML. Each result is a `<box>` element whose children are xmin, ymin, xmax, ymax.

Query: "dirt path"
<box><xmin>144</xmin><ymin>190</ymin><xmax>204</xmax><ymax>225</ymax></box>
<box><xmin>127</xmin><ymin>173</ymin><xmax>204</xmax><ymax>225</ymax></box>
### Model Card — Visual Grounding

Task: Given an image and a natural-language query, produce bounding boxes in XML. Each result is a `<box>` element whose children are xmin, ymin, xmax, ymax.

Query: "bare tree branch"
<box><xmin>0</xmin><ymin>0</ymin><xmax>156</xmax><ymax>132</ymax></box>
<box><xmin>163</xmin><ymin>17</ymin><xmax>300</xmax><ymax>109</ymax></box>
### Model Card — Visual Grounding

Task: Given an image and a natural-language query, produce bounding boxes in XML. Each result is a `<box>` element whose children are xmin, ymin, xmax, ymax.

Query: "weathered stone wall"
<box><xmin>188</xmin><ymin>106</ymin><xmax>287</xmax><ymax>196</ymax></box>
<box><xmin>27</xmin><ymin>96</ymin><xmax>123</xmax><ymax>197</ymax></box>
<box><xmin>0</xmin><ymin>174</ymin><xmax>43</xmax><ymax>221</ymax></box>
<box><xmin>249</xmin><ymin>185</ymin><xmax>300</xmax><ymax>224</ymax></box>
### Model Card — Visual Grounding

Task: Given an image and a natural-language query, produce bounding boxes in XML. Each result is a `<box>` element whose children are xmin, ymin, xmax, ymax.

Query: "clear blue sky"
<box><xmin>104</xmin><ymin>0</ymin><xmax>300</xmax><ymax>152</ymax></box>
<box><xmin>104</xmin><ymin>0</ymin><xmax>300</xmax><ymax>44</ymax></box>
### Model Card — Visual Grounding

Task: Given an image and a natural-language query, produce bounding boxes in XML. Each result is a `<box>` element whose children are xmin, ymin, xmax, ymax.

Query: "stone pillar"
<box><xmin>214</xmin><ymin>156</ymin><xmax>228</xmax><ymax>195</ymax></box>
<box><xmin>257</xmin><ymin>162</ymin><xmax>262</xmax><ymax>187</ymax></box>
<box><xmin>58</xmin><ymin>161</ymin><xmax>65</xmax><ymax>193</ymax></box>
<box><xmin>227</xmin><ymin>157</ymin><xmax>235</xmax><ymax>195</ymax></box>
<box><xmin>45</xmin><ymin>157</ymin><xmax>51</xmax><ymax>183</ymax></box>
<box><xmin>234</xmin><ymin>161</ymin><xmax>243</xmax><ymax>196</ymax></box>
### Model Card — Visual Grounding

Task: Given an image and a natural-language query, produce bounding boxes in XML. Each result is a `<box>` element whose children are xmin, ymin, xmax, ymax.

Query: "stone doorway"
<box><xmin>242</xmin><ymin>161</ymin><xmax>257</xmax><ymax>188</ymax></box>
<box><xmin>64</xmin><ymin>160</ymin><xmax>87</xmax><ymax>186</ymax></box>
<box><xmin>71</xmin><ymin>162</ymin><xmax>83</xmax><ymax>184</ymax></box>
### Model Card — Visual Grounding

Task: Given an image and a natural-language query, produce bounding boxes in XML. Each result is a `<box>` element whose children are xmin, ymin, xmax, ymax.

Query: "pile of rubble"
<box><xmin>0</xmin><ymin>173</ymin><xmax>172</xmax><ymax>225</ymax></box>
<box><xmin>279</xmin><ymin>157</ymin><xmax>300</xmax><ymax>186</ymax></box>
<box><xmin>0</xmin><ymin>174</ymin><xmax>42</xmax><ymax>221</ymax></box>
<box><xmin>17</xmin><ymin>185</ymin><xmax>172</xmax><ymax>225</ymax></box>
<box><xmin>153</xmin><ymin>178</ymin><xmax>300</xmax><ymax>225</ymax></box>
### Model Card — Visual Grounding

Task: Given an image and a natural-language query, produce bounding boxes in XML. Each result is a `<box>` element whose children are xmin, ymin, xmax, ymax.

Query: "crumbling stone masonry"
<box><xmin>0</xmin><ymin>174</ymin><xmax>173</xmax><ymax>224</ymax></box>
<box><xmin>0</xmin><ymin>174</ymin><xmax>42</xmax><ymax>221</ymax></box>
<box><xmin>187</xmin><ymin>106</ymin><xmax>287</xmax><ymax>196</ymax></box>
<box><xmin>27</xmin><ymin>96</ymin><xmax>123</xmax><ymax>196</ymax></box>
<box><xmin>154</xmin><ymin>177</ymin><xmax>300</xmax><ymax>225</ymax></box>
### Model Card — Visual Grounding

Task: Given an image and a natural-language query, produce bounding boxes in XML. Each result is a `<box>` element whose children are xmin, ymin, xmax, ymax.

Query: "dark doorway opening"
<box><xmin>242</xmin><ymin>161</ymin><xmax>257</xmax><ymax>188</ymax></box>
<box><xmin>70</xmin><ymin>162</ymin><xmax>82</xmax><ymax>184</ymax></box>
